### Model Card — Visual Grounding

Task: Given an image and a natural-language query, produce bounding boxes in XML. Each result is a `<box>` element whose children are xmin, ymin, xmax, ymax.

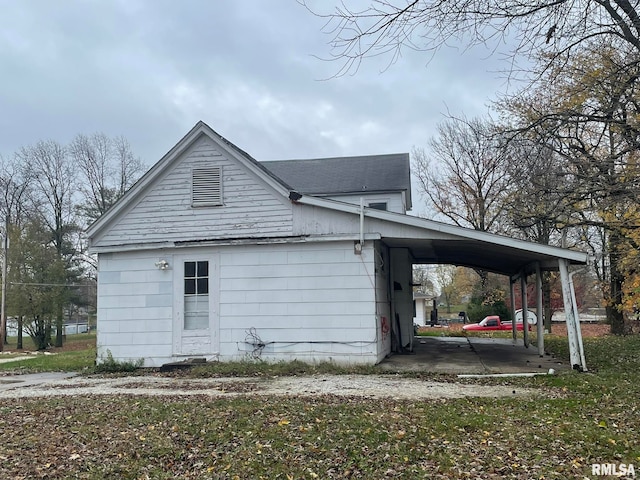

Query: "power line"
<box><xmin>8</xmin><ymin>282</ymin><xmax>94</xmax><ymax>287</ymax></box>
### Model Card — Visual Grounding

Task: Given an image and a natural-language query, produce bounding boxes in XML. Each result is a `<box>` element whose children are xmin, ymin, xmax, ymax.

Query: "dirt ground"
<box><xmin>0</xmin><ymin>372</ymin><xmax>540</xmax><ymax>400</ymax></box>
<box><xmin>0</xmin><ymin>325</ymin><xmax>608</xmax><ymax>400</ymax></box>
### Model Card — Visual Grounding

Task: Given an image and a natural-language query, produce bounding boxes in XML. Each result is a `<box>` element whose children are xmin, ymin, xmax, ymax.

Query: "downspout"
<box><xmin>359</xmin><ymin>197</ymin><xmax>365</xmax><ymax>248</ymax></box>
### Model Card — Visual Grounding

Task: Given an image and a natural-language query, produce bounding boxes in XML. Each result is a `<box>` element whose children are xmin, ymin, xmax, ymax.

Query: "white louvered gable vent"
<box><xmin>192</xmin><ymin>167</ymin><xmax>223</xmax><ymax>207</ymax></box>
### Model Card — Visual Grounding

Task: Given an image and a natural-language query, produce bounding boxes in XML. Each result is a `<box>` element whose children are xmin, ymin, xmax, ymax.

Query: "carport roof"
<box><xmin>294</xmin><ymin>194</ymin><xmax>588</xmax><ymax>277</ymax></box>
<box><xmin>382</xmin><ymin>236</ymin><xmax>580</xmax><ymax>276</ymax></box>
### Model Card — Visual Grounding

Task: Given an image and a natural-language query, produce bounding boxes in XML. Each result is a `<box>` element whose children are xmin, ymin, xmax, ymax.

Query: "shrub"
<box><xmin>95</xmin><ymin>350</ymin><xmax>143</xmax><ymax>373</ymax></box>
<box><xmin>466</xmin><ymin>298</ymin><xmax>511</xmax><ymax>323</ymax></box>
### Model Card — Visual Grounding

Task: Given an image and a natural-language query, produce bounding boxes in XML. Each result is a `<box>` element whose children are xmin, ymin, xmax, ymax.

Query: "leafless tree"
<box><xmin>70</xmin><ymin>133</ymin><xmax>145</xmax><ymax>224</ymax></box>
<box><xmin>0</xmin><ymin>156</ymin><xmax>32</xmax><ymax>350</ymax></box>
<box><xmin>413</xmin><ymin>115</ymin><xmax>512</xmax><ymax>294</ymax></box>
<box><xmin>412</xmin><ymin>265</ymin><xmax>435</xmax><ymax>295</ymax></box>
<box><xmin>413</xmin><ymin>116</ymin><xmax>510</xmax><ymax>232</ymax></box>
<box><xmin>17</xmin><ymin>140</ymin><xmax>76</xmax><ymax>255</ymax></box>
<box><xmin>307</xmin><ymin>0</ymin><xmax>640</xmax><ymax>79</ymax></box>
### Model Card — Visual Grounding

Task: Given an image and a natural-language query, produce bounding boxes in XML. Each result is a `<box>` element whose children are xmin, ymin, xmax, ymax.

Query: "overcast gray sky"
<box><xmin>0</xmin><ymin>1</ymin><xmax>510</xmax><ymax>171</ymax></box>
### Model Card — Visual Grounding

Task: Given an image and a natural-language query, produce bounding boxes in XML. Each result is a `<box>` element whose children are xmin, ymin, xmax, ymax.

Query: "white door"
<box><xmin>174</xmin><ymin>256</ymin><xmax>218</xmax><ymax>356</ymax></box>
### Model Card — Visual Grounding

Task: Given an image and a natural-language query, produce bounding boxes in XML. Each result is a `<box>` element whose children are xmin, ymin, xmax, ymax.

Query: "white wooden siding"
<box><xmin>218</xmin><ymin>242</ymin><xmax>378</xmax><ymax>363</ymax></box>
<box><xmin>94</xmin><ymin>135</ymin><xmax>293</xmax><ymax>248</ymax></box>
<box><xmin>96</xmin><ymin>251</ymin><xmax>175</xmax><ymax>366</ymax></box>
<box><xmin>97</xmin><ymin>241</ymin><xmax>380</xmax><ymax>367</ymax></box>
<box><xmin>292</xmin><ymin>203</ymin><xmax>360</xmax><ymax>237</ymax></box>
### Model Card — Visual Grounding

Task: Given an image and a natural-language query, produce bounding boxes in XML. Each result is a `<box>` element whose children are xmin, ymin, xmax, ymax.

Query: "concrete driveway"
<box><xmin>378</xmin><ymin>336</ymin><xmax>568</xmax><ymax>375</ymax></box>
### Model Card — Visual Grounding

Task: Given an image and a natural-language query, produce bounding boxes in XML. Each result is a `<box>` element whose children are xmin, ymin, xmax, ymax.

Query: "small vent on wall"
<box><xmin>192</xmin><ymin>167</ymin><xmax>222</xmax><ymax>207</ymax></box>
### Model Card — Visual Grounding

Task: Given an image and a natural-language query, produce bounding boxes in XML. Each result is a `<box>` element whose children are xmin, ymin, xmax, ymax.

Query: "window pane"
<box><xmin>184</xmin><ymin>296</ymin><xmax>209</xmax><ymax>330</ymax></box>
<box><xmin>197</xmin><ymin>278</ymin><xmax>209</xmax><ymax>294</ymax></box>
<box><xmin>184</xmin><ymin>262</ymin><xmax>196</xmax><ymax>278</ymax></box>
<box><xmin>197</xmin><ymin>261</ymin><xmax>209</xmax><ymax>277</ymax></box>
<box><xmin>368</xmin><ymin>202</ymin><xmax>387</xmax><ymax>211</ymax></box>
<box><xmin>184</xmin><ymin>279</ymin><xmax>196</xmax><ymax>295</ymax></box>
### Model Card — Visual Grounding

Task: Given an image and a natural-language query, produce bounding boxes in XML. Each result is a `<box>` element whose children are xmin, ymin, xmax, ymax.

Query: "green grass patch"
<box><xmin>0</xmin><ymin>347</ymin><xmax>96</xmax><ymax>373</ymax></box>
<box><xmin>0</xmin><ymin>333</ymin><xmax>96</xmax><ymax>373</ymax></box>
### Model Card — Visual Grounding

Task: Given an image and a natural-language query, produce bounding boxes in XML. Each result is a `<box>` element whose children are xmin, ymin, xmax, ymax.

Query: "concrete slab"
<box><xmin>378</xmin><ymin>336</ymin><xmax>568</xmax><ymax>374</ymax></box>
<box><xmin>0</xmin><ymin>372</ymin><xmax>78</xmax><ymax>392</ymax></box>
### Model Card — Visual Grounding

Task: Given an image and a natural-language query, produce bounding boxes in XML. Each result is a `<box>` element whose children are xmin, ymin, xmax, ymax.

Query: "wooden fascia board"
<box><xmin>89</xmin><ymin>232</ymin><xmax>383</xmax><ymax>254</ymax></box>
<box><xmin>294</xmin><ymin>194</ymin><xmax>588</xmax><ymax>264</ymax></box>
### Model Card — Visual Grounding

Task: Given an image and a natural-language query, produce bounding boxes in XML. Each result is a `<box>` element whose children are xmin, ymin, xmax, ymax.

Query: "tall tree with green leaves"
<box><xmin>7</xmin><ymin>218</ymin><xmax>66</xmax><ymax>350</ymax></box>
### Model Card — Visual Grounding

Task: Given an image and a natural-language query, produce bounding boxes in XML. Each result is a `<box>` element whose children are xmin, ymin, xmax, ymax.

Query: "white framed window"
<box><xmin>192</xmin><ymin>167</ymin><xmax>222</xmax><ymax>207</ymax></box>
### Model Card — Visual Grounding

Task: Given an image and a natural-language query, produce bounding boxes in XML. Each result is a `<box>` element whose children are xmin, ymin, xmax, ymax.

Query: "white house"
<box><xmin>87</xmin><ymin>121</ymin><xmax>589</xmax><ymax>368</ymax></box>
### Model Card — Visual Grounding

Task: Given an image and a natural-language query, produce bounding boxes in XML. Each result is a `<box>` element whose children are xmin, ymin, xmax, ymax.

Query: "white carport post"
<box><xmin>520</xmin><ymin>274</ymin><xmax>529</xmax><ymax>347</ymax></box>
<box><xmin>510</xmin><ymin>279</ymin><xmax>517</xmax><ymax>344</ymax></box>
<box><xmin>535</xmin><ymin>263</ymin><xmax>544</xmax><ymax>357</ymax></box>
<box><xmin>558</xmin><ymin>258</ymin><xmax>587</xmax><ymax>371</ymax></box>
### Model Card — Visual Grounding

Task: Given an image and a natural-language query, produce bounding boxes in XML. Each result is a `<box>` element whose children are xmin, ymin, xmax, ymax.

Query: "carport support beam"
<box><xmin>510</xmin><ymin>279</ymin><xmax>517</xmax><ymax>344</ymax></box>
<box><xmin>558</xmin><ymin>259</ymin><xmax>587</xmax><ymax>371</ymax></box>
<box><xmin>536</xmin><ymin>263</ymin><xmax>544</xmax><ymax>357</ymax></box>
<box><xmin>520</xmin><ymin>274</ymin><xmax>529</xmax><ymax>347</ymax></box>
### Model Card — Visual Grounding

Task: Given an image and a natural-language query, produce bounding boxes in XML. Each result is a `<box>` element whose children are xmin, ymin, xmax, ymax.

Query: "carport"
<box><xmin>294</xmin><ymin>194</ymin><xmax>590</xmax><ymax>371</ymax></box>
<box><xmin>378</xmin><ymin>216</ymin><xmax>589</xmax><ymax>371</ymax></box>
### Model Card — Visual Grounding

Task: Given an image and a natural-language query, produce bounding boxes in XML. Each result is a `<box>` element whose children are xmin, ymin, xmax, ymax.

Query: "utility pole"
<box><xmin>0</xmin><ymin>217</ymin><xmax>8</xmax><ymax>351</ymax></box>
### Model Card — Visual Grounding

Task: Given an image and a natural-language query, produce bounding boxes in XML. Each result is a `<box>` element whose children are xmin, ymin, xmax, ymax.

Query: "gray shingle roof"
<box><xmin>262</xmin><ymin>153</ymin><xmax>412</xmax><ymax>208</ymax></box>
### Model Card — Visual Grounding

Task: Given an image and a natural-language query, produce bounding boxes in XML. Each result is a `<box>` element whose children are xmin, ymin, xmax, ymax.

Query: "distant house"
<box><xmin>87</xmin><ymin>121</ymin><xmax>587</xmax><ymax>368</ymax></box>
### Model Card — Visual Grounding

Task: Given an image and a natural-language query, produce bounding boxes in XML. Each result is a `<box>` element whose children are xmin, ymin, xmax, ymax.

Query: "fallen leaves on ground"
<box><xmin>0</xmin><ymin>390</ymin><xmax>637</xmax><ymax>480</ymax></box>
